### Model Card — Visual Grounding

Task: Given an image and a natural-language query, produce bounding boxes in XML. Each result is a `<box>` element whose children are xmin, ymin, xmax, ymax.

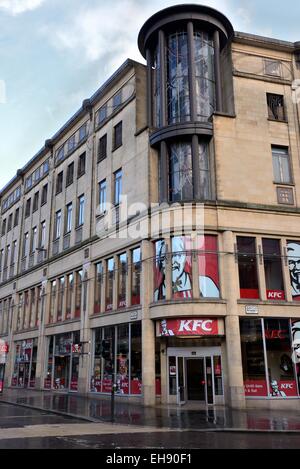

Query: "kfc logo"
<box><xmin>267</xmin><ymin>290</ymin><xmax>285</xmax><ymax>300</ymax></box>
<box><xmin>160</xmin><ymin>318</ymin><xmax>219</xmax><ymax>337</ymax></box>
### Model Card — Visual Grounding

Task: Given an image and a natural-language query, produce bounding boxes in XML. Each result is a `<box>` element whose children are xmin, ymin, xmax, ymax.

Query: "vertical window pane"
<box><xmin>172</xmin><ymin>236</ymin><xmax>193</xmax><ymax>299</ymax></box>
<box><xmin>287</xmin><ymin>241</ymin><xmax>300</xmax><ymax>301</ymax></box>
<box><xmin>199</xmin><ymin>142</ymin><xmax>211</xmax><ymax>200</ymax></box>
<box><xmin>240</xmin><ymin>318</ymin><xmax>267</xmax><ymax>397</ymax></box>
<box><xmin>118</xmin><ymin>253</ymin><xmax>127</xmax><ymax>309</ymax></box>
<box><xmin>167</xmin><ymin>32</ymin><xmax>190</xmax><ymax>124</ymax></box>
<box><xmin>237</xmin><ymin>237</ymin><xmax>259</xmax><ymax>299</ymax></box>
<box><xmin>57</xmin><ymin>277</ymin><xmax>65</xmax><ymax>322</ymax></box>
<box><xmin>131</xmin><ymin>248</ymin><xmax>141</xmax><ymax>305</ymax></box>
<box><xmin>272</xmin><ymin>147</ymin><xmax>291</xmax><ymax>184</ymax></box>
<box><xmin>154</xmin><ymin>240</ymin><xmax>166</xmax><ymax>301</ymax></box>
<box><xmin>106</xmin><ymin>258</ymin><xmax>114</xmax><ymax>311</ymax></box>
<box><xmin>116</xmin><ymin>325</ymin><xmax>129</xmax><ymax>394</ymax></box>
<box><xmin>197</xmin><ymin>235</ymin><xmax>220</xmax><ymax>298</ymax></box>
<box><xmin>262</xmin><ymin>239</ymin><xmax>285</xmax><ymax>300</ymax></box>
<box><xmin>75</xmin><ymin>271</ymin><xmax>83</xmax><ymax>318</ymax></box>
<box><xmin>169</xmin><ymin>142</ymin><xmax>193</xmax><ymax>202</ymax></box>
<box><xmin>49</xmin><ymin>281</ymin><xmax>56</xmax><ymax>324</ymax></box>
<box><xmin>94</xmin><ymin>263</ymin><xmax>103</xmax><ymax>314</ymax></box>
<box><xmin>131</xmin><ymin>322</ymin><xmax>142</xmax><ymax>395</ymax></box>
<box><xmin>265</xmin><ymin>318</ymin><xmax>297</xmax><ymax>397</ymax></box>
<box><xmin>66</xmin><ymin>274</ymin><xmax>74</xmax><ymax>320</ymax></box>
<box><xmin>194</xmin><ymin>31</ymin><xmax>215</xmax><ymax>121</ymax></box>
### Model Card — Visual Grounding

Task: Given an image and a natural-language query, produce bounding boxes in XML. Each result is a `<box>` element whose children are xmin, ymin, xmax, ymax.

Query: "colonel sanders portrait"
<box><xmin>287</xmin><ymin>242</ymin><xmax>300</xmax><ymax>300</ymax></box>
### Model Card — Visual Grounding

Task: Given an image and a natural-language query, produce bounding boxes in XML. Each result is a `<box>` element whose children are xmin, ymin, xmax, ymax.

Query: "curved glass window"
<box><xmin>199</xmin><ymin>142</ymin><xmax>211</xmax><ymax>200</ymax></box>
<box><xmin>167</xmin><ymin>32</ymin><xmax>190</xmax><ymax>124</ymax></box>
<box><xmin>153</xmin><ymin>45</ymin><xmax>161</xmax><ymax>127</ymax></box>
<box><xmin>169</xmin><ymin>142</ymin><xmax>193</xmax><ymax>202</ymax></box>
<box><xmin>194</xmin><ymin>32</ymin><xmax>215</xmax><ymax>121</ymax></box>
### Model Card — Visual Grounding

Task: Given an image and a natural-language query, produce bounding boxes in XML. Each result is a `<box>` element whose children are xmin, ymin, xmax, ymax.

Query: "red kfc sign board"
<box><xmin>159</xmin><ymin>319</ymin><xmax>219</xmax><ymax>337</ymax></box>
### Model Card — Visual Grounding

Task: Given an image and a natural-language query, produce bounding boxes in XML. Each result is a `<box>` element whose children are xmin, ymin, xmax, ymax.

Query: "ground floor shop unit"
<box><xmin>3</xmin><ymin>315</ymin><xmax>300</xmax><ymax>410</ymax></box>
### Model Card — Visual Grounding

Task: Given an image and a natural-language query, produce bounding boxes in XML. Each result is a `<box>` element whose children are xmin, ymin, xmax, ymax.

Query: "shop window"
<box><xmin>91</xmin><ymin>329</ymin><xmax>103</xmax><ymax>393</ymax></box>
<box><xmin>116</xmin><ymin>324</ymin><xmax>129</xmax><ymax>394</ymax></box>
<box><xmin>265</xmin><ymin>319</ymin><xmax>297</xmax><ymax>397</ymax></box>
<box><xmin>29</xmin><ymin>339</ymin><xmax>38</xmax><ymax>388</ymax></box>
<box><xmin>291</xmin><ymin>321</ymin><xmax>300</xmax><ymax>393</ymax></box>
<box><xmin>106</xmin><ymin>258</ymin><xmax>114</xmax><ymax>311</ymax></box>
<box><xmin>54</xmin><ymin>333</ymin><xmax>72</xmax><ymax>390</ymax></box>
<box><xmin>94</xmin><ymin>263</ymin><xmax>103</xmax><ymax>314</ymax></box>
<box><xmin>131</xmin><ymin>322</ymin><xmax>142</xmax><ymax>395</ymax></box>
<box><xmin>287</xmin><ymin>241</ymin><xmax>300</xmax><ymax>301</ymax></box>
<box><xmin>45</xmin><ymin>337</ymin><xmax>53</xmax><ymax>389</ymax></box>
<box><xmin>240</xmin><ymin>318</ymin><xmax>268</xmax><ymax>397</ymax></box>
<box><xmin>131</xmin><ymin>248</ymin><xmax>141</xmax><ymax>305</ymax></box>
<box><xmin>154</xmin><ymin>240</ymin><xmax>166</xmax><ymax>301</ymax></box>
<box><xmin>197</xmin><ymin>235</ymin><xmax>220</xmax><ymax>298</ymax></box>
<box><xmin>75</xmin><ymin>270</ymin><xmax>83</xmax><ymax>318</ymax></box>
<box><xmin>118</xmin><ymin>253</ymin><xmax>127</xmax><ymax>309</ymax></box>
<box><xmin>237</xmin><ymin>237</ymin><xmax>259</xmax><ymax>299</ymax></box>
<box><xmin>172</xmin><ymin>236</ymin><xmax>193</xmax><ymax>300</ymax></box>
<box><xmin>262</xmin><ymin>238</ymin><xmax>285</xmax><ymax>301</ymax></box>
<box><xmin>102</xmin><ymin>326</ymin><xmax>115</xmax><ymax>392</ymax></box>
<box><xmin>155</xmin><ymin>339</ymin><xmax>161</xmax><ymax>396</ymax></box>
<box><xmin>213</xmin><ymin>356</ymin><xmax>223</xmax><ymax>396</ymax></box>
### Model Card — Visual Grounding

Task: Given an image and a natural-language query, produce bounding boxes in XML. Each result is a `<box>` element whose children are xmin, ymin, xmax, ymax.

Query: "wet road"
<box><xmin>0</xmin><ymin>402</ymin><xmax>300</xmax><ymax>449</ymax></box>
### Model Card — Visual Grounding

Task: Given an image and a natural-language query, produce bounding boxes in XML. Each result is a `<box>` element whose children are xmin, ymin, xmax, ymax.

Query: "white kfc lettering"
<box><xmin>202</xmin><ymin>320</ymin><xmax>213</xmax><ymax>332</ymax></box>
<box><xmin>179</xmin><ymin>320</ymin><xmax>193</xmax><ymax>332</ymax></box>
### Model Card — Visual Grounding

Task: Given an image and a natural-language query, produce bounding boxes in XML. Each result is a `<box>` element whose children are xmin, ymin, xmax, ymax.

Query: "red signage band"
<box><xmin>159</xmin><ymin>318</ymin><xmax>219</xmax><ymax>337</ymax></box>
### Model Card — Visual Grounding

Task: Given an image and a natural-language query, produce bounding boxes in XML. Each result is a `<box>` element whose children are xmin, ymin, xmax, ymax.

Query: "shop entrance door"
<box><xmin>186</xmin><ymin>359</ymin><xmax>206</xmax><ymax>401</ymax></box>
<box><xmin>54</xmin><ymin>356</ymin><xmax>70</xmax><ymax>390</ymax></box>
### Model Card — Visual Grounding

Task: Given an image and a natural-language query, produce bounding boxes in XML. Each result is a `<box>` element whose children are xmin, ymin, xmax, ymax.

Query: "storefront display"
<box><xmin>91</xmin><ymin>322</ymin><xmax>148</xmax><ymax>396</ymax></box>
<box><xmin>44</xmin><ymin>331</ymin><xmax>80</xmax><ymax>391</ymax></box>
<box><xmin>11</xmin><ymin>339</ymin><xmax>38</xmax><ymax>388</ymax></box>
<box><xmin>240</xmin><ymin>318</ymin><xmax>300</xmax><ymax>398</ymax></box>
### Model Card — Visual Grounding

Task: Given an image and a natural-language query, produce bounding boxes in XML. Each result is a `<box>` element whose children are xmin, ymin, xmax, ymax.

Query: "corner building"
<box><xmin>1</xmin><ymin>4</ymin><xmax>300</xmax><ymax>410</ymax></box>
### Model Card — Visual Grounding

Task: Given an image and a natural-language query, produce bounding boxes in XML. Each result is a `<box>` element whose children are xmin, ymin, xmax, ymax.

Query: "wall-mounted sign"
<box><xmin>158</xmin><ymin>318</ymin><xmax>219</xmax><ymax>337</ymax></box>
<box><xmin>130</xmin><ymin>311</ymin><xmax>138</xmax><ymax>321</ymax></box>
<box><xmin>245</xmin><ymin>305</ymin><xmax>259</xmax><ymax>315</ymax></box>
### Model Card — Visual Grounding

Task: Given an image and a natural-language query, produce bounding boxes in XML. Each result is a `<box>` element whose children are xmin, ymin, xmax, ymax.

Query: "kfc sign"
<box><xmin>267</xmin><ymin>290</ymin><xmax>285</xmax><ymax>301</ymax></box>
<box><xmin>159</xmin><ymin>318</ymin><xmax>219</xmax><ymax>337</ymax></box>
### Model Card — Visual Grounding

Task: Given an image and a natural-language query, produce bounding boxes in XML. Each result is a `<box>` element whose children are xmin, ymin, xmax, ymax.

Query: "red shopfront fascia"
<box><xmin>158</xmin><ymin>318</ymin><xmax>220</xmax><ymax>337</ymax></box>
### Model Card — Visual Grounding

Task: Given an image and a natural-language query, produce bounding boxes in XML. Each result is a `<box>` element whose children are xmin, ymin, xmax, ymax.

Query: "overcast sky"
<box><xmin>0</xmin><ymin>0</ymin><xmax>299</xmax><ymax>190</ymax></box>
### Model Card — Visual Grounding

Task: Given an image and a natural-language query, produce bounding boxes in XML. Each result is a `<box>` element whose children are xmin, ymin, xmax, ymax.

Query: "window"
<box><xmin>118</xmin><ymin>253</ymin><xmax>127</xmax><ymax>309</ymax></box>
<box><xmin>54</xmin><ymin>210</ymin><xmax>62</xmax><ymax>240</ymax></box>
<box><xmin>131</xmin><ymin>248</ymin><xmax>141</xmax><ymax>305</ymax></box>
<box><xmin>112</xmin><ymin>91</ymin><xmax>122</xmax><ymax>111</ymax></box>
<box><xmin>57</xmin><ymin>277</ymin><xmax>65</xmax><ymax>322</ymax></box>
<box><xmin>114</xmin><ymin>170</ymin><xmax>122</xmax><ymax>206</ymax></box>
<box><xmin>7</xmin><ymin>214</ymin><xmax>12</xmax><ymax>232</ymax></box>
<box><xmin>56</xmin><ymin>172</ymin><xmax>63</xmax><ymax>194</ymax></box>
<box><xmin>66</xmin><ymin>273</ymin><xmax>74</xmax><ymax>320</ymax></box>
<box><xmin>22</xmin><ymin>232</ymin><xmax>29</xmax><ymax>258</ymax></box>
<box><xmin>0</xmin><ymin>249</ymin><xmax>3</xmax><ymax>271</ymax></box>
<box><xmin>67</xmin><ymin>134</ymin><xmax>76</xmax><ymax>153</ymax></box>
<box><xmin>262</xmin><ymin>239</ymin><xmax>285</xmax><ymax>300</ymax></box>
<box><xmin>75</xmin><ymin>270</ymin><xmax>83</xmax><ymax>318</ymax></box>
<box><xmin>154</xmin><ymin>240</ymin><xmax>166</xmax><ymax>301</ymax></box>
<box><xmin>1</xmin><ymin>219</ymin><xmax>6</xmax><ymax>236</ymax></box>
<box><xmin>237</xmin><ymin>237</ymin><xmax>259</xmax><ymax>299</ymax></box>
<box><xmin>14</xmin><ymin>208</ymin><xmax>19</xmax><ymax>227</ymax></box>
<box><xmin>30</xmin><ymin>227</ymin><xmax>37</xmax><ymax>253</ymax></box>
<box><xmin>169</xmin><ymin>142</ymin><xmax>193</xmax><ymax>202</ymax></box>
<box><xmin>267</xmin><ymin>94</ymin><xmax>286</xmax><ymax>121</ymax></box>
<box><xmin>41</xmin><ymin>184</ymin><xmax>48</xmax><ymax>205</ymax></box>
<box><xmin>25</xmin><ymin>198</ymin><xmax>31</xmax><ymax>218</ymax></box>
<box><xmin>78</xmin><ymin>152</ymin><xmax>86</xmax><ymax>178</ymax></box>
<box><xmin>98</xmin><ymin>180</ymin><xmax>106</xmax><ymax>214</ymax></box>
<box><xmin>98</xmin><ymin>105</ymin><xmax>107</xmax><ymax>125</ymax></box>
<box><xmin>77</xmin><ymin>195</ymin><xmax>85</xmax><ymax>227</ymax></box>
<box><xmin>106</xmin><ymin>258</ymin><xmax>114</xmax><ymax>311</ymax></box>
<box><xmin>79</xmin><ymin>123</ymin><xmax>87</xmax><ymax>142</ymax></box>
<box><xmin>4</xmin><ymin>245</ymin><xmax>10</xmax><ymax>268</ymax></box>
<box><xmin>40</xmin><ymin>221</ymin><xmax>46</xmax><ymax>248</ymax></box>
<box><xmin>199</xmin><ymin>142</ymin><xmax>211</xmax><ymax>200</ymax></box>
<box><xmin>172</xmin><ymin>236</ymin><xmax>193</xmax><ymax>300</ymax></box>
<box><xmin>98</xmin><ymin>134</ymin><xmax>107</xmax><ymax>162</ymax></box>
<box><xmin>113</xmin><ymin>122</ymin><xmax>122</xmax><ymax>150</ymax></box>
<box><xmin>33</xmin><ymin>192</ymin><xmax>39</xmax><ymax>213</ymax></box>
<box><xmin>65</xmin><ymin>203</ymin><xmax>72</xmax><ymax>233</ymax></box>
<box><xmin>197</xmin><ymin>235</ymin><xmax>220</xmax><ymax>298</ymax></box>
<box><xmin>272</xmin><ymin>147</ymin><xmax>292</xmax><ymax>184</ymax></box>
<box><xmin>94</xmin><ymin>263</ymin><xmax>103</xmax><ymax>314</ymax></box>
<box><xmin>11</xmin><ymin>241</ymin><xmax>17</xmax><ymax>265</ymax></box>
<box><xmin>49</xmin><ymin>280</ymin><xmax>56</xmax><ymax>324</ymax></box>
<box><xmin>66</xmin><ymin>163</ymin><xmax>74</xmax><ymax>186</ymax></box>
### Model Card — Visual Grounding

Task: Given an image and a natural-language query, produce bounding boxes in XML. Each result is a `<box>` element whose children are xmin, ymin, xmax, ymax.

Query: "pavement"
<box><xmin>1</xmin><ymin>388</ymin><xmax>300</xmax><ymax>433</ymax></box>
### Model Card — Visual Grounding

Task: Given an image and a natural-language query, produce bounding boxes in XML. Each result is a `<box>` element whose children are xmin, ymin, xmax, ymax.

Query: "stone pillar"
<box><xmin>222</xmin><ymin>231</ymin><xmax>246</xmax><ymax>409</ymax></box>
<box><xmin>78</xmin><ymin>262</ymin><xmax>92</xmax><ymax>394</ymax></box>
<box><xmin>141</xmin><ymin>240</ymin><xmax>156</xmax><ymax>406</ymax></box>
